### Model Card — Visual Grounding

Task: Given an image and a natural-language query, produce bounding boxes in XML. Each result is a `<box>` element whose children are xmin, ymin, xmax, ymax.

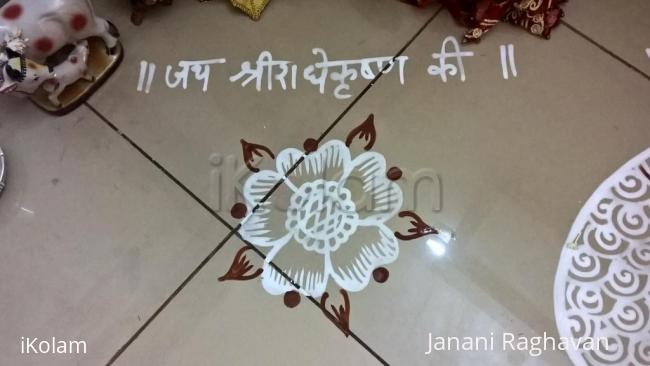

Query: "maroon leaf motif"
<box><xmin>345</xmin><ymin>114</ymin><xmax>376</xmax><ymax>151</ymax></box>
<box><xmin>394</xmin><ymin>211</ymin><xmax>439</xmax><ymax>241</ymax></box>
<box><xmin>320</xmin><ymin>289</ymin><xmax>351</xmax><ymax>337</ymax></box>
<box><xmin>240</xmin><ymin>139</ymin><xmax>275</xmax><ymax>173</ymax></box>
<box><xmin>218</xmin><ymin>246</ymin><xmax>263</xmax><ymax>282</ymax></box>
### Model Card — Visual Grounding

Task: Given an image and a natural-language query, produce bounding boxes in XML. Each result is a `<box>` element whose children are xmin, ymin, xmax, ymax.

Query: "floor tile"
<box><xmin>0</xmin><ymin>100</ymin><xmax>231</xmax><ymax>365</ymax></box>
<box><xmin>563</xmin><ymin>0</ymin><xmax>650</xmax><ymax>76</ymax></box>
<box><xmin>110</xmin><ymin>238</ymin><xmax>379</xmax><ymax>366</ymax></box>
<box><xmin>240</xmin><ymin>11</ymin><xmax>650</xmax><ymax>366</ymax></box>
<box><xmin>88</xmin><ymin>0</ymin><xmax>437</xmax><ymax>226</ymax></box>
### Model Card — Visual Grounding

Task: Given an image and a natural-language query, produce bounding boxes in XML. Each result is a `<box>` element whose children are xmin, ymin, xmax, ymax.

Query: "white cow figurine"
<box><xmin>0</xmin><ymin>0</ymin><xmax>119</xmax><ymax>105</ymax></box>
<box><xmin>0</xmin><ymin>0</ymin><xmax>118</xmax><ymax>63</ymax></box>
<box><xmin>42</xmin><ymin>40</ymin><xmax>92</xmax><ymax>106</ymax></box>
<box><xmin>0</xmin><ymin>30</ymin><xmax>53</xmax><ymax>95</ymax></box>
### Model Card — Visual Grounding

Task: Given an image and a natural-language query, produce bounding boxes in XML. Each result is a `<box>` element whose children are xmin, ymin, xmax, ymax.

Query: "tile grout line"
<box><xmin>108</xmin><ymin>230</ymin><xmax>240</xmax><ymax>365</ymax></box>
<box><xmin>560</xmin><ymin>20</ymin><xmax>650</xmax><ymax>81</ymax></box>
<box><xmin>87</xmin><ymin>6</ymin><xmax>441</xmax><ymax>365</ymax></box>
<box><xmin>84</xmin><ymin>102</ymin><xmax>240</xmax><ymax>366</ymax></box>
<box><xmin>317</xmin><ymin>6</ymin><xmax>443</xmax><ymax>143</ymax></box>
<box><xmin>84</xmin><ymin>103</ymin><xmax>236</xmax><ymax>232</ymax></box>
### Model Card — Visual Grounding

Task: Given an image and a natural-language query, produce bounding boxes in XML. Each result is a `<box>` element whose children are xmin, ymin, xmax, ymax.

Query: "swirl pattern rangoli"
<box><xmin>554</xmin><ymin>148</ymin><xmax>650</xmax><ymax>366</ymax></box>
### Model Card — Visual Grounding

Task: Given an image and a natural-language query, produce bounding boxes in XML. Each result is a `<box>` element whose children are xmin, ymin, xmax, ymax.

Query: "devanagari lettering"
<box><xmin>165</xmin><ymin>59</ymin><xmax>226</xmax><ymax>92</ymax></box>
<box><xmin>230</xmin><ymin>51</ymin><xmax>296</xmax><ymax>91</ymax></box>
<box><xmin>427</xmin><ymin>36</ymin><xmax>474</xmax><ymax>82</ymax></box>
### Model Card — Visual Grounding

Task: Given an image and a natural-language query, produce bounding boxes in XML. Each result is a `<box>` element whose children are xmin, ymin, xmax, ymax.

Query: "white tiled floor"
<box><xmin>0</xmin><ymin>101</ymin><xmax>231</xmax><ymax>365</ymax></box>
<box><xmin>564</xmin><ymin>0</ymin><xmax>650</xmax><ymax>76</ymax></box>
<box><xmin>0</xmin><ymin>1</ymin><xmax>648</xmax><ymax>365</ymax></box>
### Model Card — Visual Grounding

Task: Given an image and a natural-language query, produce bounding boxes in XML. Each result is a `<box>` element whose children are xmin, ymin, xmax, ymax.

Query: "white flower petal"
<box><xmin>342</xmin><ymin>152</ymin><xmax>403</xmax><ymax>225</ymax></box>
<box><xmin>260</xmin><ymin>262</ymin><xmax>295</xmax><ymax>296</ymax></box>
<box><xmin>279</xmin><ymin>140</ymin><xmax>351</xmax><ymax>188</ymax></box>
<box><xmin>275</xmin><ymin>147</ymin><xmax>304</xmax><ymax>177</ymax></box>
<box><xmin>329</xmin><ymin>224</ymin><xmax>399</xmax><ymax>292</ymax></box>
<box><xmin>240</xmin><ymin>170</ymin><xmax>292</xmax><ymax>247</ymax></box>
<box><xmin>261</xmin><ymin>241</ymin><xmax>330</xmax><ymax>298</ymax></box>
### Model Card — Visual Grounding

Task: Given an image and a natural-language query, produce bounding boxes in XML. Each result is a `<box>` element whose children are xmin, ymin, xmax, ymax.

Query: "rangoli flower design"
<box><xmin>240</xmin><ymin>139</ymin><xmax>403</xmax><ymax>298</ymax></box>
<box><xmin>219</xmin><ymin>114</ymin><xmax>445</xmax><ymax>335</ymax></box>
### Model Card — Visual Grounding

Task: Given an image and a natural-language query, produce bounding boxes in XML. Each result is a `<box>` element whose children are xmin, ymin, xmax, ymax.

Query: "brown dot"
<box><xmin>70</xmin><ymin>56</ymin><xmax>78</xmax><ymax>64</ymax></box>
<box><xmin>373</xmin><ymin>267</ymin><xmax>389</xmax><ymax>283</ymax></box>
<box><xmin>386</xmin><ymin>167</ymin><xmax>402</xmax><ymax>181</ymax></box>
<box><xmin>2</xmin><ymin>4</ymin><xmax>22</xmax><ymax>20</ymax></box>
<box><xmin>283</xmin><ymin>291</ymin><xmax>301</xmax><ymax>308</ymax></box>
<box><xmin>34</xmin><ymin>37</ymin><xmax>54</xmax><ymax>53</ymax></box>
<box><xmin>303</xmin><ymin>138</ymin><xmax>318</xmax><ymax>153</ymax></box>
<box><xmin>230</xmin><ymin>203</ymin><xmax>247</xmax><ymax>219</ymax></box>
<box><xmin>70</xmin><ymin>14</ymin><xmax>88</xmax><ymax>32</ymax></box>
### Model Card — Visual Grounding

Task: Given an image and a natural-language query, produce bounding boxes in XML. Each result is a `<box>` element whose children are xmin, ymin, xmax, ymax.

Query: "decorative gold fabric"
<box><xmin>229</xmin><ymin>0</ymin><xmax>271</xmax><ymax>21</ymax></box>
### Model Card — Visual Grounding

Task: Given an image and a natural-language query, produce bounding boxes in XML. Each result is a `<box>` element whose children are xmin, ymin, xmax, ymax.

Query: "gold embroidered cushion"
<box><xmin>230</xmin><ymin>0</ymin><xmax>271</xmax><ymax>21</ymax></box>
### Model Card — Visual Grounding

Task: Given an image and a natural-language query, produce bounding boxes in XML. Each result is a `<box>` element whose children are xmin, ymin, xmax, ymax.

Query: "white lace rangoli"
<box><xmin>554</xmin><ymin>148</ymin><xmax>650</xmax><ymax>366</ymax></box>
<box><xmin>240</xmin><ymin>139</ymin><xmax>403</xmax><ymax>298</ymax></box>
<box><xmin>219</xmin><ymin>115</ymin><xmax>444</xmax><ymax>334</ymax></box>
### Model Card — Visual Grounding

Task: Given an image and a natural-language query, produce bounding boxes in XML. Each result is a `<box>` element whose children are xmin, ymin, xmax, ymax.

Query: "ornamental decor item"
<box><xmin>554</xmin><ymin>148</ymin><xmax>650</xmax><ymax>366</ymax></box>
<box><xmin>0</xmin><ymin>0</ymin><xmax>123</xmax><ymax>115</ymax></box>
<box><xmin>219</xmin><ymin>114</ymin><xmax>455</xmax><ymax>335</ymax></box>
